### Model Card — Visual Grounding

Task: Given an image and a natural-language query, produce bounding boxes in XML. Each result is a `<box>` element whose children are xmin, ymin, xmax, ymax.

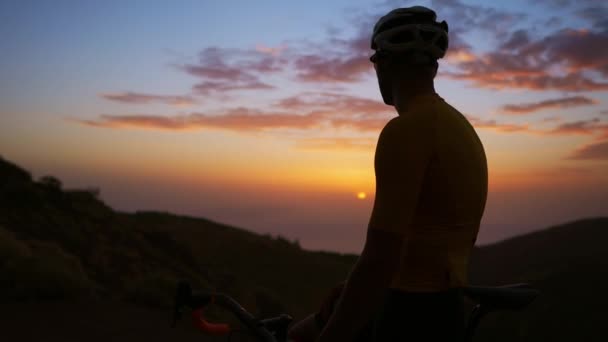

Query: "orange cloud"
<box><xmin>501</xmin><ymin>96</ymin><xmax>598</xmax><ymax>114</ymax></box>
<box><xmin>564</xmin><ymin>140</ymin><xmax>608</xmax><ymax>160</ymax></box>
<box><xmin>445</xmin><ymin>49</ymin><xmax>477</xmax><ymax>63</ymax></box>
<box><xmin>73</xmin><ymin>109</ymin><xmax>325</xmax><ymax>131</ymax></box>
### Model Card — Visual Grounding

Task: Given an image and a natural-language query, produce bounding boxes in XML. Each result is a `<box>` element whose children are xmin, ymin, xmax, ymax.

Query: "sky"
<box><xmin>1</xmin><ymin>0</ymin><xmax>607</xmax><ymax>253</ymax></box>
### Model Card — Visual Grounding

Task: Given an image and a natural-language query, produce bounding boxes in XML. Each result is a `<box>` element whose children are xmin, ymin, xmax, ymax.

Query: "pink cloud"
<box><xmin>100</xmin><ymin>92</ymin><xmax>196</xmax><ymax>106</ymax></box>
<box><xmin>464</xmin><ymin>115</ymin><xmax>533</xmax><ymax>133</ymax></box>
<box><xmin>276</xmin><ymin>92</ymin><xmax>389</xmax><ymax>115</ymax></box>
<box><xmin>445</xmin><ymin>27</ymin><xmax>608</xmax><ymax>91</ymax></box>
<box><xmin>193</xmin><ymin>80</ymin><xmax>274</xmax><ymax>94</ymax></box>
<box><xmin>294</xmin><ymin>54</ymin><xmax>372</xmax><ymax>83</ymax></box>
<box><xmin>178</xmin><ymin>47</ymin><xmax>286</xmax><ymax>94</ymax></box>
<box><xmin>501</xmin><ymin>96</ymin><xmax>598</xmax><ymax>114</ymax></box>
<box><xmin>255</xmin><ymin>44</ymin><xmax>287</xmax><ymax>57</ymax></box>
<box><xmin>544</xmin><ymin>118</ymin><xmax>608</xmax><ymax>137</ymax></box>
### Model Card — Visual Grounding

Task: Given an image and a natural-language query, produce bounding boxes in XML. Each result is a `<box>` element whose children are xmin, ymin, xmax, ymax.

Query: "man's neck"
<box><xmin>393</xmin><ymin>80</ymin><xmax>436</xmax><ymax>115</ymax></box>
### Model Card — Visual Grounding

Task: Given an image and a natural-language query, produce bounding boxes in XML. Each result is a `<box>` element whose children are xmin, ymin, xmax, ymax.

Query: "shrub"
<box><xmin>39</xmin><ymin>176</ymin><xmax>62</xmax><ymax>190</ymax></box>
<box><xmin>0</xmin><ymin>226</ymin><xmax>31</xmax><ymax>262</ymax></box>
<box><xmin>0</xmin><ymin>233</ymin><xmax>93</xmax><ymax>301</ymax></box>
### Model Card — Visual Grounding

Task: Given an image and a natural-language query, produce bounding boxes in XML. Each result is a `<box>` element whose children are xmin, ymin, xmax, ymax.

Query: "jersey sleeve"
<box><xmin>368</xmin><ymin>112</ymin><xmax>436</xmax><ymax>237</ymax></box>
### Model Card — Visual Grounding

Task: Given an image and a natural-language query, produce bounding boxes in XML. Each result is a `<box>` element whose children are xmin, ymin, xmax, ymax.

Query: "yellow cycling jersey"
<box><xmin>368</xmin><ymin>92</ymin><xmax>488</xmax><ymax>292</ymax></box>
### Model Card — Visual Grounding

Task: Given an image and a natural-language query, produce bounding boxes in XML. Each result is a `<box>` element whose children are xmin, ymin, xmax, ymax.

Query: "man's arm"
<box><xmin>315</xmin><ymin>228</ymin><xmax>404</xmax><ymax>341</ymax></box>
<box><xmin>316</xmin><ymin>114</ymin><xmax>436</xmax><ymax>341</ymax></box>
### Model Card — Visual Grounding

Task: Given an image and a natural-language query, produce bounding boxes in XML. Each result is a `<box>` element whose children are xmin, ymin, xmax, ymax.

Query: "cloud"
<box><xmin>74</xmin><ymin>109</ymin><xmax>325</xmax><ymax>132</ymax></box>
<box><xmin>75</xmin><ymin>115</ymin><xmax>194</xmax><ymax>130</ymax></box>
<box><xmin>544</xmin><ymin>118</ymin><xmax>608</xmax><ymax>136</ymax></box>
<box><xmin>193</xmin><ymin>80</ymin><xmax>274</xmax><ymax>94</ymax></box>
<box><xmin>465</xmin><ymin>115</ymin><xmax>533</xmax><ymax>133</ymax></box>
<box><xmin>541</xmin><ymin>116</ymin><xmax>562</xmax><ymax>123</ymax></box>
<box><xmin>179</xmin><ymin>47</ymin><xmax>286</xmax><ymax>94</ymax></box>
<box><xmin>295</xmin><ymin>0</ymin><xmax>523</xmax><ymax>83</ymax></box>
<box><xmin>445</xmin><ymin>64</ymin><xmax>608</xmax><ymax>92</ymax></box>
<box><xmin>255</xmin><ymin>44</ymin><xmax>287</xmax><ymax>57</ymax></box>
<box><xmin>577</xmin><ymin>5</ymin><xmax>608</xmax><ymax>31</ymax></box>
<box><xmin>74</xmin><ymin>92</ymin><xmax>395</xmax><ymax>133</ymax></box>
<box><xmin>294</xmin><ymin>54</ymin><xmax>372</xmax><ymax>83</ymax></box>
<box><xmin>276</xmin><ymin>92</ymin><xmax>389</xmax><ymax>115</ymax></box>
<box><xmin>565</xmin><ymin>140</ymin><xmax>608</xmax><ymax>160</ymax></box>
<box><xmin>501</xmin><ymin>96</ymin><xmax>598</xmax><ymax>114</ymax></box>
<box><xmin>276</xmin><ymin>92</ymin><xmax>393</xmax><ymax>132</ymax></box>
<box><xmin>429</xmin><ymin>0</ymin><xmax>527</xmax><ymax>41</ymax></box>
<box><xmin>463</xmin><ymin>115</ymin><xmax>608</xmax><ymax>139</ymax></box>
<box><xmin>500</xmin><ymin>29</ymin><xmax>530</xmax><ymax>51</ymax></box>
<box><xmin>536</xmin><ymin>29</ymin><xmax>608</xmax><ymax>76</ymax></box>
<box><xmin>444</xmin><ymin>26</ymin><xmax>608</xmax><ymax>91</ymax></box>
<box><xmin>289</xmin><ymin>28</ymin><xmax>375</xmax><ymax>83</ymax></box>
<box><xmin>100</xmin><ymin>92</ymin><xmax>196</xmax><ymax>106</ymax></box>
<box><xmin>82</xmin><ymin>96</ymin><xmax>593</xmax><ymax>137</ymax></box>
<box><xmin>377</xmin><ymin>1</ymin><xmax>608</xmax><ymax>93</ymax></box>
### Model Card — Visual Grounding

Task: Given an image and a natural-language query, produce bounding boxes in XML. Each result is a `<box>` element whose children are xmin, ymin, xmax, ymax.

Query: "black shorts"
<box><xmin>320</xmin><ymin>288</ymin><xmax>466</xmax><ymax>342</ymax></box>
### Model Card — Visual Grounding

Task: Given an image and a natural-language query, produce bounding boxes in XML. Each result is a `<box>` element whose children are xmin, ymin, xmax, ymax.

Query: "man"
<box><xmin>288</xmin><ymin>6</ymin><xmax>487</xmax><ymax>341</ymax></box>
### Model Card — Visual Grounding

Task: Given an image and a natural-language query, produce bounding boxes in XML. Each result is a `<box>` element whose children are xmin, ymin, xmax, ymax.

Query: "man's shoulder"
<box><xmin>382</xmin><ymin>109</ymin><xmax>437</xmax><ymax>137</ymax></box>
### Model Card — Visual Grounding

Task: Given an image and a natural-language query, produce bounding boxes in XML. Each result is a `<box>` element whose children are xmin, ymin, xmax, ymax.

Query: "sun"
<box><xmin>357</xmin><ymin>192</ymin><xmax>367</xmax><ymax>200</ymax></box>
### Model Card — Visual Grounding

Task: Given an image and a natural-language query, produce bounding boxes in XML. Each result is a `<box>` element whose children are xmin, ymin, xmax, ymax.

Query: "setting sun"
<box><xmin>357</xmin><ymin>192</ymin><xmax>367</xmax><ymax>200</ymax></box>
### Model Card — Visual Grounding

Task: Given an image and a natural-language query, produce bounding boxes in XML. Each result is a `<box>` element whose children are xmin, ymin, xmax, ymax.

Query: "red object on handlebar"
<box><xmin>191</xmin><ymin>308</ymin><xmax>231</xmax><ymax>335</ymax></box>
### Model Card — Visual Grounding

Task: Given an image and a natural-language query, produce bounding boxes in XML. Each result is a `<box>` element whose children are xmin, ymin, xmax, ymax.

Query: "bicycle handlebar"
<box><xmin>173</xmin><ymin>281</ymin><xmax>539</xmax><ymax>342</ymax></box>
<box><xmin>172</xmin><ymin>281</ymin><xmax>292</xmax><ymax>342</ymax></box>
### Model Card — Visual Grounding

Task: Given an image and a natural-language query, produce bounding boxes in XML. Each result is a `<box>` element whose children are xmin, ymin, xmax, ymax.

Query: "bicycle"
<box><xmin>171</xmin><ymin>281</ymin><xmax>539</xmax><ymax>342</ymax></box>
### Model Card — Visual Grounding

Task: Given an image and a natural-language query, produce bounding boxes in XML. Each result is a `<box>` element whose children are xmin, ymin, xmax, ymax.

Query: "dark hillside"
<box><xmin>468</xmin><ymin>217</ymin><xmax>608</xmax><ymax>341</ymax></box>
<box><xmin>1</xmin><ymin>156</ymin><xmax>606</xmax><ymax>341</ymax></box>
<box><xmin>0</xmin><ymin>156</ymin><xmax>355</xmax><ymax>323</ymax></box>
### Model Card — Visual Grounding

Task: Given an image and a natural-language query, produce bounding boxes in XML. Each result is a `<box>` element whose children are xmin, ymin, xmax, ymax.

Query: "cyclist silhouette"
<box><xmin>288</xmin><ymin>5</ymin><xmax>488</xmax><ymax>342</ymax></box>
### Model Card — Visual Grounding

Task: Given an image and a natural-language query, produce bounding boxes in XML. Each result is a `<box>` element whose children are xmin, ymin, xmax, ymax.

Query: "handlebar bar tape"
<box><xmin>191</xmin><ymin>308</ymin><xmax>231</xmax><ymax>335</ymax></box>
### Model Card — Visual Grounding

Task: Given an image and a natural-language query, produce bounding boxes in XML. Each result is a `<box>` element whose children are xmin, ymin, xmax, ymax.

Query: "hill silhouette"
<box><xmin>469</xmin><ymin>217</ymin><xmax>608</xmax><ymax>341</ymax></box>
<box><xmin>0</xmin><ymin>156</ymin><xmax>606</xmax><ymax>341</ymax></box>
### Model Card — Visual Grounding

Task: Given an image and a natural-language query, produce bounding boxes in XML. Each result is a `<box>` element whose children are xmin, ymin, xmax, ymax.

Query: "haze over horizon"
<box><xmin>2</xmin><ymin>0</ymin><xmax>607</xmax><ymax>253</ymax></box>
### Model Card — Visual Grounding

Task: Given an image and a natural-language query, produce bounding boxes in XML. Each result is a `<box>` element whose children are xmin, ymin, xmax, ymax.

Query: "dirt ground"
<box><xmin>0</xmin><ymin>299</ymin><xmax>253</xmax><ymax>342</ymax></box>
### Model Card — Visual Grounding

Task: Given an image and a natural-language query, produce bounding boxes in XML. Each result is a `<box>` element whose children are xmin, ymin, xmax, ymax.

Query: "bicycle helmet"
<box><xmin>371</xmin><ymin>6</ymin><xmax>449</xmax><ymax>60</ymax></box>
